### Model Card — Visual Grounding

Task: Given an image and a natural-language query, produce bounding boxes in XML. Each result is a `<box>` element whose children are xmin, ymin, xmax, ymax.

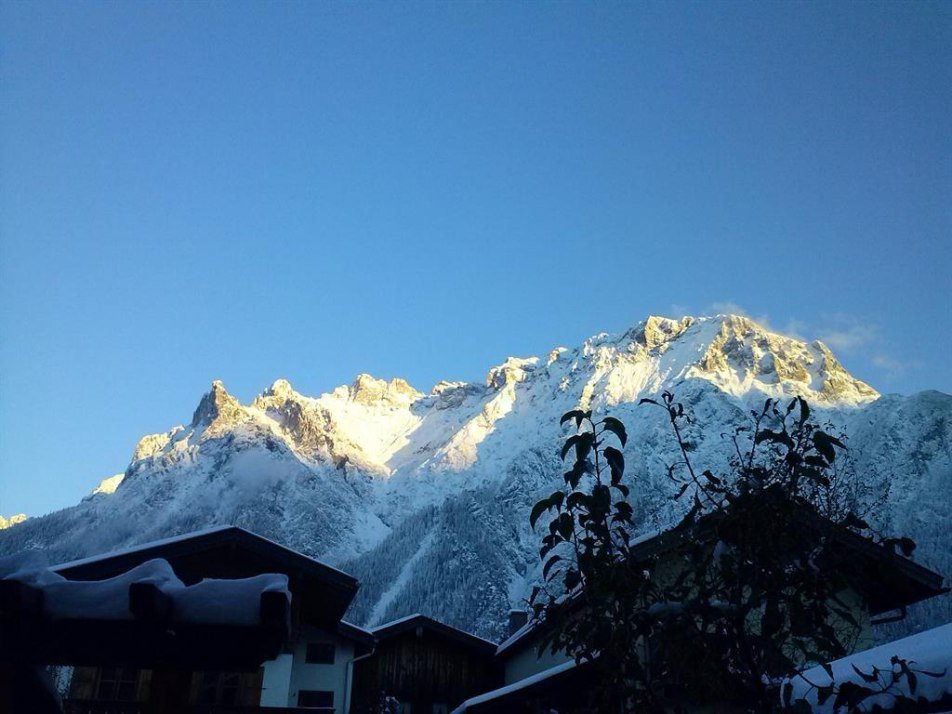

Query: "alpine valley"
<box><xmin>1</xmin><ymin>315</ymin><xmax>949</xmax><ymax>641</ymax></box>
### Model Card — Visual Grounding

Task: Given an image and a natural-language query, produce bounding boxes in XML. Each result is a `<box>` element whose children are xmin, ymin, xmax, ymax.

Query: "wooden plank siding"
<box><xmin>351</xmin><ymin>628</ymin><xmax>499</xmax><ymax>714</ymax></box>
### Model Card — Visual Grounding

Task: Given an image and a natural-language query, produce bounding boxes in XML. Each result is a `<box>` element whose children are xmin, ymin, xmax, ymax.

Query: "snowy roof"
<box><xmin>1</xmin><ymin>553</ymin><xmax>291</xmax><ymax>668</ymax></box>
<box><xmin>450</xmin><ymin>659</ymin><xmax>588</xmax><ymax>713</ymax></box>
<box><xmin>786</xmin><ymin>623</ymin><xmax>952</xmax><ymax>712</ymax></box>
<box><xmin>54</xmin><ymin>525</ymin><xmax>354</xmax><ymax>586</ymax></box>
<box><xmin>338</xmin><ymin>619</ymin><xmax>376</xmax><ymax>646</ymax></box>
<box><xmin>372</xmin><ymin>613</ymin><xmax>497</xmax><ymax>654</ymax></box>
<box><xmin>495</xmin><ymin>617</ymin><xmax>542</xmax><ymax>657</ymax></box>
<box><xmin>52</xmin><ymin>526</ymin><xmax>359</xmax><ymax>627</ymax></box>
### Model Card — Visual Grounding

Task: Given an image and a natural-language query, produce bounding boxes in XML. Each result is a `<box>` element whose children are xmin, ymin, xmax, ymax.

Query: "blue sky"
<box><xmin>1</xmin><ymin>2</ymin><xmax>950</xmax><ymax>517</ymax></box>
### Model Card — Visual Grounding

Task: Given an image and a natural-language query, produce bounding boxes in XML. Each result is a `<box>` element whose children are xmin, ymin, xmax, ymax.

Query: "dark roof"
<box><xmin>497</xmin><ymin>512</ymin><xmax>947</xmax><ymax>659</ymax></box>
<box><xmin>623</xmin><ymin>506</ymin><xmax>947</xmax><ymax>616</ymax></box>
<box><xmin>372</xmin><ymin>614</ymin><xmax>497</xmax><ymax>656</ymax></box>
<box><xmin>338</xmin><ymin>619</ymin><xmax>376</xmax><ymax>647</ymax></box>
<box><xmin>53</xmin><ymin>526</ymin><xmax>359</xmax><ymax>627</ymax></box>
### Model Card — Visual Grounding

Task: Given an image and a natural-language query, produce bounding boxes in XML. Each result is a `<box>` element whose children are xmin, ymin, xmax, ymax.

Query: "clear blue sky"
<box><xmin>1</xmin><ymin>2</ymin><xmax>949</xmax><ymax>517</ymax></box>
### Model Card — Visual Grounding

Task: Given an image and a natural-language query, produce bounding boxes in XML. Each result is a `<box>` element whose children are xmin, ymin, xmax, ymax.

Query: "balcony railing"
<box><xmin>63</xmin><ymin>703</ymin><xmax>146</xmax><ymax>714</ymax></box>
<box><xmin>63</xmin><ymin>703</ymin><xmax>332</xmax><ymax>714</ymax></box>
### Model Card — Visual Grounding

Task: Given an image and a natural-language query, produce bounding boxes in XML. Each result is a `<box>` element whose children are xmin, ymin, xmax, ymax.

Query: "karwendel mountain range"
<box><xmin>2</xmin><ymin>314</ymin><xmax>949</xmax><ymax>640</ymax></box>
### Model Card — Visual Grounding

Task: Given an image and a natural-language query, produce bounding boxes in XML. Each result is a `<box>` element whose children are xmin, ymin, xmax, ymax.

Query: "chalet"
<box><xmin>0</xmin><ymin>540</ymin><xmax>294</xmax><ymax>713</ymax></box>
<box><xmin>350</xmin><ymin>614</ymin><xmax>498</xmax><ymax>714</ymax></box>
<box><xmin>451</xmin><ymin>518</ymin><xmax>949</xmax><ymax>713</ymax></box>
<box><xmin>45</xmin><ymin>526</ymin><xmax>375</xmax><ymax>712</ymax></box>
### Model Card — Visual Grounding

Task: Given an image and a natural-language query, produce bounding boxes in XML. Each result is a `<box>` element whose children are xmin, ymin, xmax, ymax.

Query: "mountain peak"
<box><xmin>191</xmin><ymin>380</ymin><xmax>243</xmax><ymax>427</ymax></box>
<box><xmin>349</xmin><ymin>374</ymin><xmax>421</xmax><ymax>406</ymax></box>
<box><xmin>89</xmin><ymin>473</ymin><xmax>124</xmax><ymax>497</ymax></box>
<box><xmin>265</xmin><ymin>378</ymin><xmax>296</xmax><ymax>399</ymax></box>
<box><xmin>632</xmin><ymin>314</ymin><xmax>695</xmax><ymax>349</ymax></box>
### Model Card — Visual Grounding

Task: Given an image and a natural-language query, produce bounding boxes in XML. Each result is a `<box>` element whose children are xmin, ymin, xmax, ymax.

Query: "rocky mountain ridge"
<box><xmin>1</xmin><ymin>315</ymin><xmax>947</xmax><ymax>640</ymax></box>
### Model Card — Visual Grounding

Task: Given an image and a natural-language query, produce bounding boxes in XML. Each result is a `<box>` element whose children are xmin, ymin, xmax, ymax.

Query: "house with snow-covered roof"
<box><xmin>39</xmin><ymin>525</ymin><xmax>375</xmax><ymax>712</ymax></box>
<box><xmin>0</xmin><ymin>538</ymin><xmax>294</xmax><ymax>713</ymax></box>
<box><xmin>452</xmin><ymin>515</ymin><xmax>949</xmax><ymax>713</ymax></box>
<box><xmin>350</xmin><ymin>613</ymin><xmax>498</xmax><ymax>714</ymax></box>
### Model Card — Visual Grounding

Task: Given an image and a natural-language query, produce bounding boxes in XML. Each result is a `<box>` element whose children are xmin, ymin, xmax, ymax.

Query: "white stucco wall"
<box><xmin>286</xmin><ymin>624</ymin><xmax>355</xmax><ymax>711</ymax></box>
<box><xmin>501</xmin><ymin>635</ymin><xmax>572</xmax><ymax>685</ymax></box>
<box><xmin>260</xmin><ymin>654</ymin><xmax>294</xmax><ymax>706</ymax></box>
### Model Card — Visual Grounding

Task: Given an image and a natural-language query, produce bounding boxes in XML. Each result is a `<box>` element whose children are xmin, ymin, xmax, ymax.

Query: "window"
<box><xmin>95</xmin><ymin>668</ymin><xmax>138</xmax><ymax>701</ymax></box>
<box><xmin>196</xmin><ymin>671</ymin><xmax>241</xmax><ymax>705</ymax></box>
<box><xmin>298</xmin><ymin>689</ymin><xmax>334</xmax><ymax>708</ymax></box>
<box><xmin>305</xmin><ymin>642</ymin><xmax>336</xmax><ymax>664</ymax></box>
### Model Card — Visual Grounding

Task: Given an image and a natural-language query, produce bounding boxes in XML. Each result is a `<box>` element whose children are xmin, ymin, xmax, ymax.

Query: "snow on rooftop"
<box><xmin>5</xmin><ymin>551</ymin><xmax>291</xmax><ymax>626</ymax></box>
<box><xmin>44</xmin><ymin>559</ymin><xmax>182</xmax><ymax>620</ymax></box>
<box><xmin>786</xmin><ymin>623</ymin><xmax>952</xmax><ymax>712</ymax></box>
<box><xmin>450</xmin><ymin>659</ymin><xmax>583</xmax><ymax>713</ymax></box>
<box><xmin>495</xmin><ymin>617</ymin><xmax>539</xmax><ymax>656</ymax></box>
<box><xmin>372</xmin><ymin>612</ymin><xmax>498</xmax><ymax>647</ymax></box>
<box><xmin>372</xmin><ymin>612</ymin><xmax>426</xmax><ymax>631</ymax></box>
<box><xmin>50</xmin><ymin>524</ymin><xmax>355</xmax><ymax>582</ymax></box>
<box><xmin>171</xmin><ymin>573</ymin><xmax>289</xmax><ymax>625</ymax></box>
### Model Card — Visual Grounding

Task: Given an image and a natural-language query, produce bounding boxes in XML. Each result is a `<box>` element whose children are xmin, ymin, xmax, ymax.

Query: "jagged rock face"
<box><xmin>0</xmin><ymin>514</ymin><xmax>26</xmax><ymax>530</ymax></box>
<box><xmin>0</xmin><ymin>315</ymin><xmax>947</xmax><ymax>641</ymax></box>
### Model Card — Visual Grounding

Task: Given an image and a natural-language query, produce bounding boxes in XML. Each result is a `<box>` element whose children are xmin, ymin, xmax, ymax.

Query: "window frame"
<box><xmin>304</xmin><ymin>642</ymin><xmax>336</xmax><ymax>665</ymax></box>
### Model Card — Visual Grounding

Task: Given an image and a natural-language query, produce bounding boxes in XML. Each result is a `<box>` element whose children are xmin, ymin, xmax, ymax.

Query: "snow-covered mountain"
<box><xmin>1</xmin><ymin>315</ymin><xmax>948</xmax><ymax>640</ymax></box>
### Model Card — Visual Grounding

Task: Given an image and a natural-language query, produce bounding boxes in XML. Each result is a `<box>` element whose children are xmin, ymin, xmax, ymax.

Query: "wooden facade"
<box><xmin>1</xmin><ymin>526</ymin><xmax>357</xmax><ymax>714</ymax></box>
<box><xmin>351</xmin><ymin>616</ymin><xmax>499</xmax><ymax>714</ymax></box>
<box><xmin>65</xmin><ymin>666</ymin><xmax>265</xmax><ymax>712</ymax></box>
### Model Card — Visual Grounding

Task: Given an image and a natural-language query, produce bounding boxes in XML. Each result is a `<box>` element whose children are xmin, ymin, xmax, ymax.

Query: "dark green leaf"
<box><xmin>560</xmin><ymin>434</ymin><xmax>584</xmax><ymax>461</ymax></box>
<box><xmin>564</xmin><ymin>462</ymin><xmax>586</xmax><ymax>489</ymax></box>
<box><xmin>556</xmin><ymin>513</ymin><xmax>574</xmax><ymax>540</ymax></box>
<box><xmin>601</xmin><ymin>417</ymin><xmax>628</xmax><ymax>447</ymax></box>
<box><xmin>798</xmin><ymin>396</ymin><xmax>810</xmax><ymax>422</ymax></box>
<box><xmin>560</xmin><ymin>409</ymin><xmax>587</xmax><ymax>427</ymax></box>
<box><xmin>813</xmin><ymin>431</ymin><xmax>846</xmax><ymax>462</ymax></box>
<box><xmin>529</xmin><ymin>498</ymin><xmax>552</xmax><ymax>529</ymax></box>
<box><xmin>564</xmin><ymin>568</ymin><xmax>581</xmax><ymax>591</ymax></box>
<box><xmin>756</xmin><ymin>429</ymin><xmax>795</xmax><ymax>448</ymax></box>
<box><xmin>852</xmin><ymin>664</ymin><xmax>879</xmax><ymax>683</ymax></box>
<box><xmin>543</xmin><ymin>555</ymin><xmax>562</xmax><ymax>580</ymax></box>
<box><xmin>603</xmin><ymin>446</ymin><xmax>625</xmax><ymax>485</ymax></box>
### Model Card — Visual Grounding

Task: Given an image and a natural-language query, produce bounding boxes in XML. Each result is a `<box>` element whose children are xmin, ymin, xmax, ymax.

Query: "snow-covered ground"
<box><xmin>787</xmin><ymin>623</ymin><xmax>952</xmax><ymax>712</ymax></box>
